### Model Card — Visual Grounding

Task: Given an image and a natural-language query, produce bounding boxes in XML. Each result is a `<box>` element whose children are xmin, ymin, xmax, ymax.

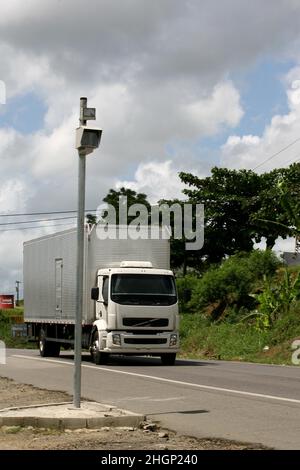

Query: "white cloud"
<box><xmin>1</xmin><ymin>1</ymin><xmax>300</xmax><ymax>287</ymax></box>
<box><xmin>184</xmin><ymin>82</ymin><xmax>243</xmax><ymax>136</ymax></box>
<box><xmin>221</xmin><ymin>74</ymin><xmax>300</xmax><ymax>170</ymax></box>
<box><xmin>0</xmin><ymin>180</ymin><xmax>29</xmax><ymax>213</ymax></box>
<box><xmin>0</xmin><ymin>76</ymin><xmax>243</xmax><ymax>213</ymax></box>
<box><xmin>116</xmin><ymin>161</ymin><xmax>186</xmax><ymax>203</ymax></box>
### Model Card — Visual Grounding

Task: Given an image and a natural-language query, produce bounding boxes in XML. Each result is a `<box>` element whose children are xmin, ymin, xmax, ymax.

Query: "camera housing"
<box><xmin>75</xmin><ymin>126</ymin><xmax>102</xmax><ymax>155</ymax></box>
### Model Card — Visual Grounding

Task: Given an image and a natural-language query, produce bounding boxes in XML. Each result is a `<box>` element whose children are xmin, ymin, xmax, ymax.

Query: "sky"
<box><xmin>1</xmin><ymin>0</ymin><xmax>300</xmax><ymax>294</ymax></box>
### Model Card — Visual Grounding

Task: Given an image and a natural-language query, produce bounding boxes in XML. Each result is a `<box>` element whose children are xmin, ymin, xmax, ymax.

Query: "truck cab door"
<box><xmin>95</xmin><ymin>275</ymin><xmax>109</xmax><ymax>322</ymax></box>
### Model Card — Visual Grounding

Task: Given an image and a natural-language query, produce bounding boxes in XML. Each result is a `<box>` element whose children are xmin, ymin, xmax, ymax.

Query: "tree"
<box><xmin>280</xmin><ymin>162</ymin><xmax>300</xmax><ymax>252</ymax></box>
<box><xmin>253</xmin><ymin>163</ymin><xmax>300</xmax><ymax>252</ymax></box>
<box><xmin>86</xmin><ymin>213</ymin><xmax>97</xmax><ymax>225</ymax></box>
<box><xmin>179</xmin><ymin>166</ymin><xmax>297</xmax><ymax>264</ymax></box>
<box><xmin>179</xmin><ymin>167</ymin><xmax>264</xmax><ymax>263</ymax></box>
<box><xmin>102</xmin><ymin>187</ymin><xmax>151</xmax><ymax>224</ymax></box>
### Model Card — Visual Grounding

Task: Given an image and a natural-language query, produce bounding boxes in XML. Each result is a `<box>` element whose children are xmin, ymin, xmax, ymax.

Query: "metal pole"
<box><xmin>15</xmin><ymin>281</ymin><xmax>20</xmax><ymax>307</ymax></box>
<box><xmin>73</xmin><ymin>97</ymin><xmax>87</xmax><ymax>408</ymax></box>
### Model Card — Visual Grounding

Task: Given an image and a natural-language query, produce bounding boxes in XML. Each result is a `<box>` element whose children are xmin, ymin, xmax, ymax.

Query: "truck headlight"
<box><xmin>112</xmin><ymin>334</ymin><xmax>121</xmax><ymax>346</ymax></box>
<box><xmin>170</xmin><ymin>334</ymin><xmax>177</xmax><ymax>346</ymax></box>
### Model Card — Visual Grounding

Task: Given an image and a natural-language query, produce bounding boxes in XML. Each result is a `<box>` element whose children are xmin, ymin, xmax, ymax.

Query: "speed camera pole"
<box><xmin>73</xmin><ymin>97</ymin><xmax>86</xmax><ymax>408</ymax></box>
<box><xmin>74</xmin><ymin>97</ymin><xmax>102</xmax><ymax>408</ymax></box>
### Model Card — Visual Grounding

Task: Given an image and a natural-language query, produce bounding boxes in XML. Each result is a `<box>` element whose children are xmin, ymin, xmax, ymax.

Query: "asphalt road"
<box><xmin>1</xmin><ymin>349</ymin><xmax>300</xmax><ymax>449</ymax></box>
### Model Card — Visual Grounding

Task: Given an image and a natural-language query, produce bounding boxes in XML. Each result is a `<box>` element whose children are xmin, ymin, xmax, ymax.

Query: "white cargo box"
<box><xmin>24</xmin><ymin>225</ymin><xmax>170</xmax><ymax>325</ymax></box>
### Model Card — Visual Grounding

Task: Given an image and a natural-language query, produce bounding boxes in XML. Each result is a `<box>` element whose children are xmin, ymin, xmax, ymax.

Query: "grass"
<box><xmin>179</xmin><ymin>303</ymin><xmax>300</xmax><ymax>365</ymax></box>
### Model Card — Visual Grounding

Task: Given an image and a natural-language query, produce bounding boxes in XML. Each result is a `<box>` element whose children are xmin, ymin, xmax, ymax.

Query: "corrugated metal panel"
<box><xmin>24</xmin><ymin>225</ymin><xmax>170</xmax><ymax>325</ymax></box>
<box><xmin>88</xmin><ymin>225</ymin><xmax>170</xmax><ymax>270</ymax></box>
<box><xmin>24</xmin><ymin>228</ymin><xmax>89</xmax><ymax>324</ymax></box>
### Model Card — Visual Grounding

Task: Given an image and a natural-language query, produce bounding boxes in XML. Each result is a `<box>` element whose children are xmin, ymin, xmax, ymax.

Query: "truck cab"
<box><xmin>90</xmin><ymin>261</ymin><xmax>179</xmax><ymax>365</ymax></box>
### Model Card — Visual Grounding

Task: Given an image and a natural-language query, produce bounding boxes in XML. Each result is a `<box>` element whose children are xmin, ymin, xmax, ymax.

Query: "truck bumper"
<box><xmin>103</xmin><ymin>331</ymin><xmax>179</xmax><ymax>354</ymax></box>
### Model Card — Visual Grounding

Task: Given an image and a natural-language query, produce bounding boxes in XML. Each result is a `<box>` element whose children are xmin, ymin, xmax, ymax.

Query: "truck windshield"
<box><xmin>111</xmin><ymin>274</ymin><xmax>177</xmax><ymax>306</ymax></box>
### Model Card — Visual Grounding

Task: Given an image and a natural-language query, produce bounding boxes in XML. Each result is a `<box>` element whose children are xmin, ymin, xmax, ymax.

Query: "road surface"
<box><xmin>1</xmin><ymin>349</ymin><xmax>300</xmax><ymax>449</ymax></box>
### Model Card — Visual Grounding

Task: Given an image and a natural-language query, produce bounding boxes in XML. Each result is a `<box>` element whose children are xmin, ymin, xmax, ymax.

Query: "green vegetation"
<box><xmin>178</xmin><ymin>257</ymin><xmax>300</xmax><ymax>365</ymax></box>
<box><xmin>179</xmin><ymin>303</ymin><xmax>300</xmax><ymax>365</ymax></box>
<box><xmin>0</xmin><ymin>307</ymin><xmax>30</xmax><ymax>348</ymax></box>
<box><xmin>188</xmin><ymin>250</ymin><xmax>280</xmax><ymax>321</ymax></box>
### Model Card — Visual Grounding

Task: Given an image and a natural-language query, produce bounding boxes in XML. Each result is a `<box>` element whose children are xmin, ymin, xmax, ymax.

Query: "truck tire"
<box><xmin>39</xmin><ymin>329</ymin><xmax>51</xmax><ymax>357</ymax></box>
<box><xmin>90</xmin><ymin>331</ymin><xmax>108</xmax><ymax>365</ymax></box>
<box><xmin>39</xmin><ymin>329</ymin><xmax>60</xmax><ymax>357</ymax></box>
<box><xmin>161</xmin><ymin>353</ymin><xmax>176</xmax><ymax>365</ymax></box>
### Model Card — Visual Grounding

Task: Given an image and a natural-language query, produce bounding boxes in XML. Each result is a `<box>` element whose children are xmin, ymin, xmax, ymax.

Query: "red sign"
<box><xmin>0</xmin><ymin>295</ymin><xmax>14</xmax><ymax>309</ymax></box>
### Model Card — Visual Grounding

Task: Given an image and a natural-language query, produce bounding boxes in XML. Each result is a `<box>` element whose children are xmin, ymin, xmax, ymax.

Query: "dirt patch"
<box><xmin>0</xmin><ymin>377</ymin><xmax>70</xmax><ymax>409</ymax></box>
<box><xmin>0</xmin><ymin>377</ymin><xmax>267</xmax><ymax>450</ymax></box>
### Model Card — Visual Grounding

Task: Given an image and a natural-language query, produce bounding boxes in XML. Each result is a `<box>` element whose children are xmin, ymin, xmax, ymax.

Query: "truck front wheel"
<box><xmin>90</xmin><ymin>331</ymin><xmax>108</xmax><ymax>365</ymax></box>
<box><xmin>161</xmin><ymin>353</ymin><xmax>176</xmax><ymax>365</ymax></box>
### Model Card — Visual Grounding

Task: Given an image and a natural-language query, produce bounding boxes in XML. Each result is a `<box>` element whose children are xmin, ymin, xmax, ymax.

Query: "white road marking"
<box><xmin>12</xmin><ymin>354</ymin><xmax>300</xmax><ymax>405</ymax></box>
<box><xmin>114</xmin><ymin>396</ymin><xmax>152</xmax><ymax>402</ymax></box>
<box><xmin>147</xmin><ymin>397</ymin><xmax>185</xmax><ymax>402</ymax></box>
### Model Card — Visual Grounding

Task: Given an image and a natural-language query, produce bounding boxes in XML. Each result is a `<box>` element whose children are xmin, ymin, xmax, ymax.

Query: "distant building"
<box><xmin>282</xmin><ymin>252</ymin><xmax>300</xmax><ymax>266</ymax></box>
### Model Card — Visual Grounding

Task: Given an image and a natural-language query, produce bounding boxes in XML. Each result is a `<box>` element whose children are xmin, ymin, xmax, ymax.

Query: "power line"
<box><xmin>0</xmin><ymin>215</ymin><xmax>78</xmax><ymax>226</ymax></box>
<box><xmin>0</xmin><ymin>215</ymin><xmax>82</xmax><ymax>226</ymax></box>
<box><xmin>282</xmin><ymin>156</ymin><xmax>300</xmax><ymax>167</ymax></box>
<box><xmin>252</xmin><ymin>137</ymin><xmax>300</xmax><ymax>171</ymax></box>
<box><xmin>0</xmin><ymin>222</ymin><xmax>76</xmax><ymax>232</ymax></box>
<box><xmin>0</xmin><ymin>209</ymin><xmax>97</xmax><ymax>218</ymax></box>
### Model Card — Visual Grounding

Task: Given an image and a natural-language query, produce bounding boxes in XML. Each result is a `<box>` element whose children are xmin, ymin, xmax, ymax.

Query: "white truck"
<box><xmin>24</xmin><ymin>225</ymin><xmax>179</xmax><ymax>365</ymax></box>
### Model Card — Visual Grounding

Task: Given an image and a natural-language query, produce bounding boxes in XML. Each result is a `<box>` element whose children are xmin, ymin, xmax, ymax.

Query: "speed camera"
<box><xmin>75</xmin><ymin>126</ymin><xmax>102</xmax><ymax>155</ymax></box>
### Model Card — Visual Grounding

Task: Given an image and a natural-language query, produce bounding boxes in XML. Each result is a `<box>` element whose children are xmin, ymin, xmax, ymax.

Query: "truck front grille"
<box><xmin>123</xmin><ymin>318</ymin><xmax>169</xmax><ymax>327</ymax></box>
<box><xmin>124</xmin><ymin>338</ymin><xmax>168</xmax><ymax>345</ymax></box>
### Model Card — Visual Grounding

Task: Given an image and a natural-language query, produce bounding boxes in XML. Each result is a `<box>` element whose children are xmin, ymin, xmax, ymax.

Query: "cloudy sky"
<box><xmin>1</xmin><ymin>0</ymin><xmax>300</xmax><ymax>294</ymax></box>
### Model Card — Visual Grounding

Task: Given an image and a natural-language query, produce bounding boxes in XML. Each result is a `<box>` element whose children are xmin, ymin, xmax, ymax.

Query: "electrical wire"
<box><xmin>0</xmin><ymin>216</ymin><xmax>78</xmax><ymax>226</ymax></box>
<box><xmin>281</xmin><ymin>156</ymin><xmax>300</xmax><ymax>168</ymax></box>
<box><xmin>252</xmin><ymin>137</ymin><xmax>300</xmax><ymax>171</ymax></box>
<box><xmin>0</xmin><ymin>209</ymin><xmax>97</xmax><ymax>218</ymax></box>
<box><xmin>0</xmin><ymin>222</ymin><xmax>76</xmax><ymax>232</ymax></box>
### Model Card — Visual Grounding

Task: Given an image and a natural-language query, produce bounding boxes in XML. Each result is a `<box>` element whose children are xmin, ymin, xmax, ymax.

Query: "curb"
<box><xmin>0</xmin><ymin>402</ymin><xmax>145</xmax><ymax>430</ymax></box>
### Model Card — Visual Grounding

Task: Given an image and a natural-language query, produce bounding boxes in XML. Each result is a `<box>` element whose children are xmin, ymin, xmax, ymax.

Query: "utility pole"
<box><xmin>15</xmin><ymin>281</ymin><xmax>21</xmax><ymax>307</ymax></box>
<box><xmin>74</xmin><ymin>98</ymin><xmax>102</xmax><ymax>408</ymax></box>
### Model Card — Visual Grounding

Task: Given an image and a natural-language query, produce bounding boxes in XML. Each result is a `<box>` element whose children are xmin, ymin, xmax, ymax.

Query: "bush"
<box><xmin>245</xmin><ymin>249</ymin><xmax>281</xmax><ymax>279</ymax></box>
<box><xmin>189</xmin><ymin>250</ymin><xmax>281</xmax><ymax>321</ymax></box>
<box><xmin>176</xmin><ymin>275</ymin><xmax>198</xmax><ymax>312</ymax></box>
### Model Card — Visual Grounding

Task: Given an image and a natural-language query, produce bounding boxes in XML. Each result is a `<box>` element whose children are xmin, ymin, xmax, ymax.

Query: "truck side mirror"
<box><xmin>91</xmin><ymin>287</ymin><xmax>99</xmax><ymax>301</ymax></box>
<box><xmin>183</xmin><ymin>288</ymin><xmax>192</xmax><ymax>303</ymax></box>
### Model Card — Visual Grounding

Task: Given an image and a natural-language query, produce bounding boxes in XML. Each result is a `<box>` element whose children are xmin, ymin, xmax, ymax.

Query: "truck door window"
<box><xmin>102</xmin><ymin>276</ymin><xmax>109</xmax><ymax>304</ymax></box>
